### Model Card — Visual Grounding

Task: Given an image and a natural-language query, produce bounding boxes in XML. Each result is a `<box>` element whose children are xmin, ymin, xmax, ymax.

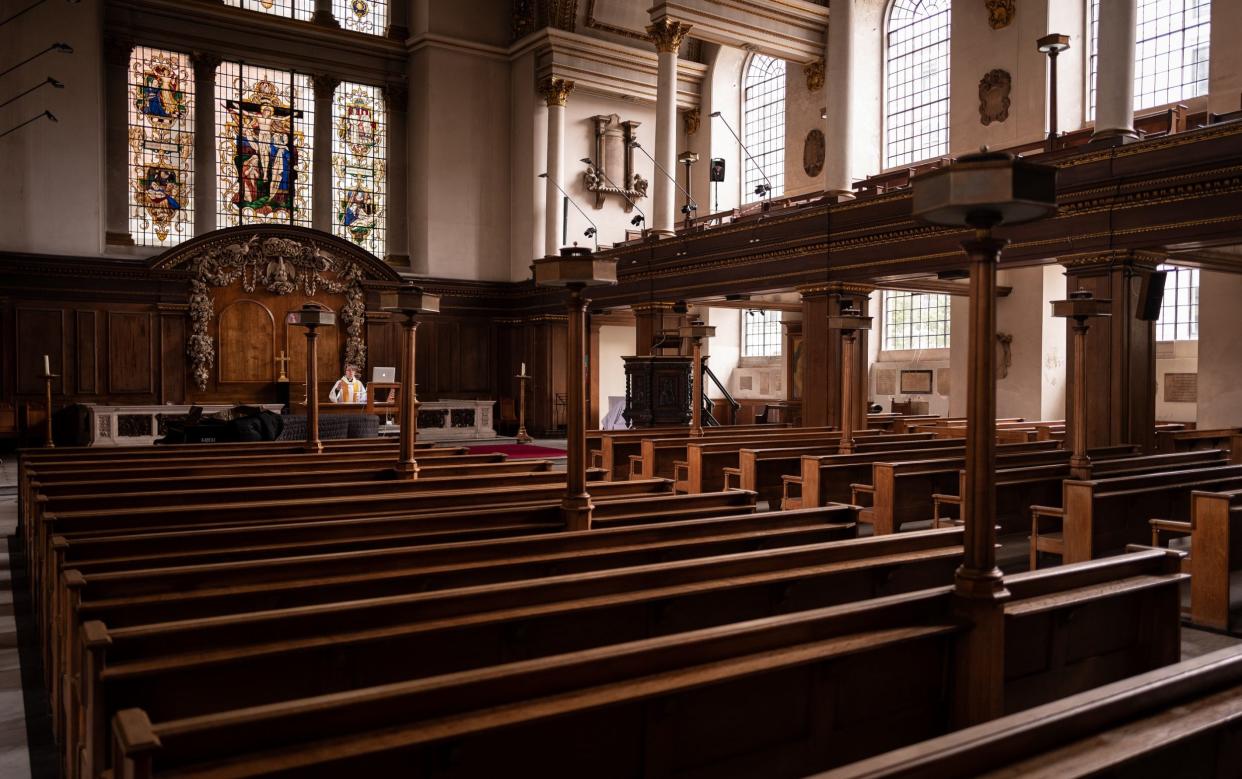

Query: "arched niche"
<box><xmin>218</xmin><ymin>299</ymin><xmax>276</xmax><ymax>383</ymax></box>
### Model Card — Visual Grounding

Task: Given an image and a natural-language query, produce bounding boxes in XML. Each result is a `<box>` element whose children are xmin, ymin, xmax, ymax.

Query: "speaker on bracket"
<box><xmin>1136</xmin><ymin>269</ymin><xmax>1168</xmax><ymax>321</ymax></box>
<box><xmin>709</xmin><ymin>158</ymin><xmax>726</xmax><ymax>182</ymax></box>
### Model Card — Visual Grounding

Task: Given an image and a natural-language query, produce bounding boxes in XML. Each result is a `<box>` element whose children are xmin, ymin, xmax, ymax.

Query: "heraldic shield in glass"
<box><xmin>333</xmin><ymin>0</ymin><xmax>388</xmax><ymax>35</ymax></box>
<box><xmin>216</xmin><ymin>62</ymin><xmax>314</xmax><ymax>228</ymax></box>
<box><xmin>332</xmin><ymin>82</ymin><xmax>387</xmax><ymax>255</ymax></box>
<box><xmin>128</xmin><ymin>47</ymin><xmax>194</xmax><ymax>247</ymax></box>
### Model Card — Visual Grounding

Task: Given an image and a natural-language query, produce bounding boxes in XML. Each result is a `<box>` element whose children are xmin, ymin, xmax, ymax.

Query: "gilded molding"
<box><xmin>630</xmin><ymin>301</ymin><xmax>678</xmax><ymax>312</ymax></box>
<box><xmin>646</xmin><ymin>18</ymin><xmax>692</xmax><ymax>53</ymax></box>
<box><xmin>538</xmin><ymin>76</ymin><xmax>575</xmax><ymax>107</ymax></box>
<box><xmin>1058</xmin><ymin>249</ymin><xmax>1166</xmax><ymax>270</ymax></box>
<box><xmin>804</xmin><ymin>59</ymin><xmax>825</xmax><ymax>92</ymax></box>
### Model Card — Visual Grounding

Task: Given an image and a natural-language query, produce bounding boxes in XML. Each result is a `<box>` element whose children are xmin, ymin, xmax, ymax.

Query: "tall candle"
<box><xmin>520</xmin><ymin>362</ymin><xmax>526</xmax><ymax>376</ymax></box>
<box><xmin>42</xmin><ymin>354</ymin><xmax>50</xmax><ymax>375</ymax></box>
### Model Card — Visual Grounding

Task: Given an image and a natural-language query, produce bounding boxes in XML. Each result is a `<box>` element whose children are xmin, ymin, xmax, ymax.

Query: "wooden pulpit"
<box><xmin>622</xmin><ymin>355</ymin><xmax>693</xmax><ymax>428</ymax></box>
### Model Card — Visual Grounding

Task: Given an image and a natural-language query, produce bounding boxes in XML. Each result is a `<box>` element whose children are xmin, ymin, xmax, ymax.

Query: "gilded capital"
<box><xmin>312</xmin><ymin>74</ymin><xmax>340</xmax><ymax>98</ymax></box>
<box><xmin>647</xmin><ymin>18</ymin><xmax>692</xmax><ymax>53</ymax></box>
<box><xmin>804</xmin><ymin>59</ymin><xmax>825</xmax><ymax>92</ymax></box>
<box><xmin>538</xmin><ymin>76</ymin><xmax>575</xmax><ymax>107</ymax></box>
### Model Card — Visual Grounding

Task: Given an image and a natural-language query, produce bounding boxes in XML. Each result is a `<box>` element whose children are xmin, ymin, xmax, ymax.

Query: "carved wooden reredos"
<box><xmin>149</xmin><ymin>226</ymin><xmax>402</xmax><ymax>395</ymax></box>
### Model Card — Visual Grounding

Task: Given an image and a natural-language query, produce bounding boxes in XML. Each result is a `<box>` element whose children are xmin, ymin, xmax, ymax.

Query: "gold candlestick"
<box><xmin>276</xmin><ymin>350</ymin><xmax>290</xmax><ymax>383</ymax></box>
<box><xmin>515</xmin><ymin>372</ymin><xmax>533</xmax><ymax>444</ymax></box>
<box><xmin>39</xmin><ymin>368</ymin><xmax>58</xmax><ymax>448</ymax></box>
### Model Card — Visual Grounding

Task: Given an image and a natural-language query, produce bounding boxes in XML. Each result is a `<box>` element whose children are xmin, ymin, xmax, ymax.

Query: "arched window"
<box><xmin>332</xmin><ymin>82</ymin><xmax>387</xmax><ymax>256</ymax></box>
<box><xmin>128</xmin><ymin>46</ymin><xmax>195</xmax><ymax>247</ymax></box>
<box><xmin>742</xmin><ymin>54</ymin><xmax>785</xmax><ymax>202</ymax></box>
<box><xmin>215</xmin><ymin>62</ymin><xmax>315</xmax><ymax>228</ymax></box>
<box><xmin>1089</xmin><ymin>0</ymin><xmax>1210</xmax><ymax>117</ymax></box>
<box><xmin>222</xmin><ymin>0</ymin><xmax>313</xmax><ymax>22</ymax></box>
<box><xmin>1156</xmin><ymin>264</ymin><xmax>1199</xmax><ymax>341</ymax></box>
<box><xmin>884</xmin><ymin>0</ymin><xmax>951</xmax><ymax>169</ymax></box>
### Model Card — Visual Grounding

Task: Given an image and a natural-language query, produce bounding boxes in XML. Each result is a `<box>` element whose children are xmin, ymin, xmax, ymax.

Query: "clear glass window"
<box><xmin>885</xmin><ymin>0</ymin><xmax>951</xmax><ymax>169</ymax></box>
<box><xmin>742</xmin><ymin>55</ymin><xmax>786</xmax><ymax>202</ymax></box>
<box><xmin>743</xmin><ymin>310</ymin><xmax>783</xmax><ymax>357</ymax></box>
<box><xmin>882</xmin><ymin>291</ymin><xmax>950</xmax><ymax>350</ymax></box>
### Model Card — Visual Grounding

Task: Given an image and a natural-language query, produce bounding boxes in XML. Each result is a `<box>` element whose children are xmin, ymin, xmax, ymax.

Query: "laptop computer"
<box><xmin>371</xmin><ymin>367</ymin><xmax>396</xmax><ymax>383</ymax></box>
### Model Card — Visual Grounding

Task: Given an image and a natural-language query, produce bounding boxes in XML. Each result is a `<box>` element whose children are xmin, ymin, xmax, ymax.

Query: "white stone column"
<box><xmin>191</xmin><ymin>51</ymin><xmax>220</xmax><ymax>236</ymax></box>
<box><xmin>824</xmin><ymin>0</ymin><xmax>853</xmax><ymax>197</ymax></box>
<box><xmin>312</xmin><ymin>75</ymin><xmax>339</xmax><ymax>232</ymax></box>
<box><xmin>1092</xmin><ymin>0</ymin><xmax>1138</xmax><ymax>143</ymax></box>
<box><xmin>648</xmin><ymin>18</ymin><xmax>691</xmax><ymax>238</ymax></box>
<box><xmin>538</xmin><ymin>77</ymin><xmax>573</xmax><ymax>256</ymax></box>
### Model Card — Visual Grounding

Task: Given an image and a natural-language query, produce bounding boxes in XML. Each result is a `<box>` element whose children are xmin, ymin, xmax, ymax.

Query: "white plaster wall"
<box><xmin>1194</xmin><ymin>270</ymin><xmax>1242</xmax><ymax>428</ymax></box>
<box><xmin>870</xmin><ymin>354</ymin><xmax>952</xmax><ymax>417</ymax></box>
<box><xmin>694</xmin><ymin>44</ymin><xmax>745</xmax><ymax>214</ymax></box>
<box><xmin>1040</xmin><ymin>264</ymin><xmax>1067</xmax><ymax>422</ymax></box>
<box><xmin>948</xmin><ymin>294</ymin><xmax>969</xmax><ymax>417</ymax></box>
<box><xmin>702</xmin><ymin>306</ymin><xmax>741</xmax><ymax>399</ymax></box>
<box><xmin>0</xmin><ymin>0</ymin><xmax>104</xmax><ymax>255</ymax></box>
<box><xmin>783</xmin><ymin>61</ymin><xmax>824</xmax><ymax>197</ymax></box>
<box><xmin>1155</xmin><ymin>339</ymin><xmax>1198</xmax><ymax>423</ymax></box>
<box><xmin>1208</xmin><ymin>0</ymin><xmax>1242</xmax><ymax>116</ymax></box>
<box><xmin>850</xmin><ymin>0</ymin><xmax>888</xmax><ymax>182</ymax></box>
<box><xmin>597</xmin><ymin>323</ymin><xmax>633</xmax><ymax>427</ymax></box>
<box><xmin>509</xmin><ymin>51</ymin><xmax>543</xmax><ymax>280</ymax></box>
<box><xmin>996</xmin><ymin>266</ymin><xmax>1054</xmax><ymax>420</ymax></box>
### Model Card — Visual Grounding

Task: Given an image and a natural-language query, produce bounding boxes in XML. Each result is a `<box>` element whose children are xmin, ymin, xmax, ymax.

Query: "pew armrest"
<box><xmin>849</xmin><ymin>482</ymin><xmax>874</xmax><ymax>507</ymax></box>
<box><xmin>1030</xmin><ymin>505</ymin><xmax>1064</xmax><ymax>571</ymax></box>
<box><xmin>673</xmin><ymin>460</ymin><xmax>689</xmax><ymax>482</ymax></box>
<box><xmin>628</xmin><ymin>455</ymin><xmax>643</xmax><ymax>479</ymax></box>
<box><xmin>1149</xmin><ymin>518</ymin><xmax>1192</xmax><ymax>548</ymax></box>
<box><xmin>590</xmin><ymin>450</ymin><xmax>603</xmax><ymax>469</ymax></box>
<box><xmin>931</xmin><ymin>493</ymin><xmax>961</xmax><ymax>529</ymax></box>
<box><xmin>781</xmin><ymin>475</ymin><xmax>802</xmax><ymax>510</ymax></box>
<box><xmin>721</xmin><ymin>467</ymin><xmax>741</xmax><ymax>492</ymax></box>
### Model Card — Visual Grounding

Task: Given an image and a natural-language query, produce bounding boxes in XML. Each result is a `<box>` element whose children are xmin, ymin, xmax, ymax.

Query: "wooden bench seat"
<box><xmin>106</xmin><ymin>548</ymin><xmax>1183</xmax><ymax>779</ymax></box>
<box><xmin>1151</xmin><ymin>488</ymin><xmax>1242</xmax><ymax>631</ymax></box>
<box><xmin>629</xmin><ymin>427</ymin><xmax>844</xmax><ymax>481</ymax></box>
<box><xmin>593</xmin><ymin>423</ymin><xmax>790</xmax><ymax>480</ymax></box>
<box><xmin>819</xmin><ymin>644</ymin><xmax>1242</xmax><ymax>778</ymax></box>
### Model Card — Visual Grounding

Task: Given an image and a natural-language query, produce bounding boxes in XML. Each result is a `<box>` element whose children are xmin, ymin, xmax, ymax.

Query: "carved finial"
<box><xmin>538</xmin><ymin>76</ymin><xmax>575</xmax><ymax>107</ymax></box>
<box><xmin>646</xmin><ymin>18</ymin><xmax>692</xmax><ymax>53</ymax></box>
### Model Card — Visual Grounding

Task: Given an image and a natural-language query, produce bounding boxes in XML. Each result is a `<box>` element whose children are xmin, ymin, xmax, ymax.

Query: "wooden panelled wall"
<box><xmin>0</xmin><ymin>280</ymin><xmax>572</xmax><ymax>438</ymax></box>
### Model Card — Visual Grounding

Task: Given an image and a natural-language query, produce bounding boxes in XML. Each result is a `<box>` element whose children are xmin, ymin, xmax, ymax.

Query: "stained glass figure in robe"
<box><xmin>128</xmin><ymin>47</ymin><xmax>194</xmax><ymax>246</ymax></box>
<box><xmin>332</xmin><ymin>82</ymin><xmax>386</xmax><ymax>254</ymax></box>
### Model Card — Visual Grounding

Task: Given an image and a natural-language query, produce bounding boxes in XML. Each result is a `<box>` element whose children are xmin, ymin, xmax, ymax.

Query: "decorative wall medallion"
<box><xmin>682</xmin><ymin>107</ymin><xmax>700</xmax><ymax>136</ymax></box>
<box><xmin>985</xmin><ymin>0</ymin><xmax>1015</xmax><ymax>29</ymax></box>
<box><xmin>804</xmin><ymin>59</ymin><xmax>825</xmax><ymax>92</ymax></box>
<box><xmin>978</xmin><ymin>69</ymin><xmax>1012</xmax><ymax>126</ymax></box>
<box><xmin>583</xmin><ymin>114</ymin><xmax>648</xmax><ymax>211</ymax></box>
<box><xmin>803</xmin><ymin>128</ymin><xmax>826</xmax><ymax>177</ymax></box>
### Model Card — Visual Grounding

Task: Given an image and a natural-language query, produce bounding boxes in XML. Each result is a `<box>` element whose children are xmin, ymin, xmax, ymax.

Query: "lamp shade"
<box><xmin>678</xmin><ymin>321</ymin><xmax>716</xmax><ymax>340</ymax></box>
<box><xmin>912</xmin><ymin>150</ymin><xmax>1057</xmax><ymax>229</ymax></box>
<box><xmin>1051</xmin><ymin>289</ymin><xmax>1112</xmax><ymax>319</ymax></box>
<box><xmin>533</xmin><ymin>246</ymin><xmax>619</xmax><ymax>288</ymax></box>
<box><xmin>381</xmin><ymin>283</ymin><xmax>441</xmax><ymax>315</ymax></box>
<box><xmin>1037</xmin><ymin>33</ymin><xmax>1071</xmax><ymax>54</ymax></box>
<box><xmin>288</xmin><ymin>304</ymin><xmax>336</xmax><ymax>328</ymax></box>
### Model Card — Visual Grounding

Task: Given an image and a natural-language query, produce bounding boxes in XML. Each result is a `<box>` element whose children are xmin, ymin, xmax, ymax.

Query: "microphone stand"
<box><xmin>539</xmin><ymin>172</ymin><xmax>599</xmax><ymax>250</ymax></box>
<box><xmin>629</xmin><ymin>141</ymin><xmax>699</xmax><ymax>229</ymax></box>
<box><xmin>709</xmin><ymin>112</ymin><xmax>775</xmax><ymax>207</ymax></box>
<box><xmin>581</xmin><ymin>158</ymin><xmax>648</xmax><ymax>240</ymax></box>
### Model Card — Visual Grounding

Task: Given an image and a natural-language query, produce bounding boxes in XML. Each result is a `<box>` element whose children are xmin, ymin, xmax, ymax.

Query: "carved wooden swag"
<box><xmin>997</xmin><ymin>332</ymin><xmax>1014</xmax><ymax>379</ymax></box>
<box><xmin>184</xmin><ymin>234</ymin><xmax>368</xmax><ymax>390</ymax></box>
<box><xmin>985</xmin><ymin>0</ymin><xmax>1016</xmax><ymax>30</ymax></box>
<box><xmin>979</xmin><ymin>69</ymin><xmax>1012</xmax><ymax>126</ymax></box>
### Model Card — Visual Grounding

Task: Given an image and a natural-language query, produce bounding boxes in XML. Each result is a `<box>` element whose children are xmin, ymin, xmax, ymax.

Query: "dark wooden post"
<box><xmin>395</xmin><ymin>316</ymin><xmax>420</xmax><ymax>477</ymax></box>
<box><xmin>563</xmin><ymin>285</ymin><xmax>592</xmax><ymax>529</ymax></box>
<box><xmin>305</xmin><ymin>327</ymin><xmax>322</xmax><ymax>454</ymax></box>
<box><xmin>1051</xmin><ymin>291</ymin><xmax>1113</xmax><ymax>479</ymax></box>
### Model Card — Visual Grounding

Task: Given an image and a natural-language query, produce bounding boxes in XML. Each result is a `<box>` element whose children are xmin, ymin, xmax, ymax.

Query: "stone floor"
<box><xmin>0</xmin><ymin>445</ymin><xmax>1238</xmax><ymax>777</ymax></box>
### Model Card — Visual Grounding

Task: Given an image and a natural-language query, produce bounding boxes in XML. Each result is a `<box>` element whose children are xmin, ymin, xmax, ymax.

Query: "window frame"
<box><xmin>740</xmin><ymin>309</ymin><xmax>784</xmax><ymax>362</ymax></box>
<box><xmin>882</xmin><ymin>0</ymin><xmax>952</xmax><ymax>171</ymax></box>
<box><xmin>740</xmin><ymin>53</ymin><xmax>786</xmax><ymax>204</ymax></box>
<box><xmin>878</xmin><ymin>290</ymin><xmax>952</xmax><ymax>358</ymax></box>
<box><xmin>1155</xmin><ymin>263</ymin><xmax>1200</xmax><ymax>343</ymax></box>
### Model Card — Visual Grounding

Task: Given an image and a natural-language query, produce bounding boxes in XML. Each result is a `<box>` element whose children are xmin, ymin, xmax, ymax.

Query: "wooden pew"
<box><xmin>1150</xmin><ymin>488</ymin><xmax>1242</xmax><ymax>631</ymax></box>
<box><xmin>74</xmin><ymin>526</ymin><xmax>964</xmax><ymax>777</ymax></box>
<box><xmin>792</xmin><ymin>440</ymin><xmax>1063</xmax><ymax>511</ymax></box>
<box><xmin>1156</xmin><ymin>426</ymin><xmax>1242</xmax><ymax>454</ymax></box>
<box><xmin>1032</xmin><ymin>464</ymin><xmax>1242</xmax><ymax>565</ymax></box>
<box><xmin>106</xmin><ymin>548</ymin><xmax>1184</xmax><ymax>778</ymax></box>
<box><xmin>819</xmin><ymin>645</ymin><xmax>1242</xmax><ymax>778</ymax></box>
<box><xmin>687</xmin><ymin>433</ymin><xmax>934</xmax><ymax>498</ymax></box>
<box><xmin>630</xmin><ymin>427</ymin><xmax>844</xmax><ymax>482</ymax></box>
<box><xmin>592</xmin><ymin>423</ymin><xmax>789</xmax><ymax>480</ymax></box>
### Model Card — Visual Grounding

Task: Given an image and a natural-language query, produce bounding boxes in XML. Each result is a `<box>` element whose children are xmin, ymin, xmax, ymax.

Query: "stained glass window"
<box><xmin>1156</xmin><ymin>264</ymin><xmax>1199</xmax><ymax>341</ymax></box>
<box><xmin>882</xmin><ymin>291</ymin><xmax>950</xmax><ymax>351</ymax></box>
<box><xmin>742</xmin><ymin>310</ymin><xmax>782</xmax><ymax>357</ymax></box>
<box><xmin>1089</xmin><ymin>0</ymin><xmax>1211</xmax><ymax>118</ymax></box>
<box><xmin>332</xmin><ymin>82</ymin><xmax>386</xmax><ymax>255</ymax></box>
<box><xmin>742</xmin><ymin>54</ymin><xmax>785</xmax><ymax>203</ymax></box>
<box><xmin>333</xmin><ymin>0</ymin><xmax>388</xmax><ymax>35</ymax></box>
<box><xmin>215</xmin><ymin>62</ymin><xmax>314</xmax><ymax>229</ymax></box>
<box><xmin>222</xmin><ymin>0</ymin><xmax>314</xmax><ymax>21</ymax></box>
<box><xmin>127</xmin><ymin>47</ymin><xmax>194</xmax><ymax>247</ymax></box>
<box><xmin>884</xmin><ymin>0</ymin><xmax>951</xmax><ymax>169</ymax></box>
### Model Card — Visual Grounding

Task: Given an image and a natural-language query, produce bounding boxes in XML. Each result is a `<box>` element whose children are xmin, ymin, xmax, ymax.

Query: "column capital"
<box><xmin>537</xmin><ymin>76</ymin><xmax>575</xmax><ymax>107</ymax></box>
<box><xmin>189</xmin><ymin>50</ymin><xmax>221</xmax><ymax>74</ymax></box>
<box><xmin>104</xmin><ymin>35</ymin><xmax>135</xmax><ymax>67</ymax></box>
<box><xmin>382</xmin><ymin>80</ymin><xmax>409</xmax><ymax>110</ymax></box>
<box><xmin>1058</xmin><ymin>249</ymin><xmax>1165</xmax><ymax>272</ymax></box>
<box><xmin>804</xmin><ymin>59</ymin><xmax>825</xmax><ymax>92</ymax></box>
<box><xmin>312</xmin><ymin>74</ymin><xmax>341</xmax><ymax>99</ymax></box>
<box><xmin>646</xmin><ymin>18</ymin><xmax>692</xmax><ymax>53</ymax></box>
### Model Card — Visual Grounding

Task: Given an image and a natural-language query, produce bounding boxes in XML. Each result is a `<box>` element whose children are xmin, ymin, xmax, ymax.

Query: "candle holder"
<box><xmin>38</xmin><ymin>368</ymin><xmax>58</xmax><ymax>448</ymax></box>
<box><xmin>515</xmin><ymin>370</ymin><xmax>533</xmax><ymax>444</ymax></box>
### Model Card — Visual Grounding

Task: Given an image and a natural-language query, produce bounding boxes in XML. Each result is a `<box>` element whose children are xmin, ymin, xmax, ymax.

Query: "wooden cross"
<box><xmin>276</xmin><ymin>351</ymin><xmax>290</xmax><ymax>382</ymax></box>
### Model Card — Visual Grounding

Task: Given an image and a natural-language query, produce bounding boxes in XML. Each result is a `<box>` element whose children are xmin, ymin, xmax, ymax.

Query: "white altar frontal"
<box><xmin>89</xmin><ymin>404</ymin><xmax>285</xmax><ymax>447</ymax></box>
<box><xmin>378</xmin><ymin>399</ymin><xmax>495</xmax><ymax>441</ymax></box>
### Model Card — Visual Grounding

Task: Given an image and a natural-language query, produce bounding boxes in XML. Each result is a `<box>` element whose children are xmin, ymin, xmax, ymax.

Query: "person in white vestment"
<box><xmin>329</xmin><ymin>364</ymin><xmax>367</xmax><ymax>403</ymax></box>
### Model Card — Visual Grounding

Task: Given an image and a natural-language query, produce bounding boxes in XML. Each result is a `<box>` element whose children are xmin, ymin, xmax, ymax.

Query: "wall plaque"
<box><xmin>900</xmin><ymin>369</ymin><xmax>934</xmax><ymax>395</ymax></box>
<box><xmin>875</xmin><ymin>368</ymin><xmax>897</xmax><ymax>396</ymax></box>
<box><xmin>1164</xmin><ymin>373</ymin><xmax>1198</xmax><ymax>403</ymax></box>
<box><xmin>936</xmin><ymin>368</ymin><xmax>951</xmax><ymax>397</ymax></box>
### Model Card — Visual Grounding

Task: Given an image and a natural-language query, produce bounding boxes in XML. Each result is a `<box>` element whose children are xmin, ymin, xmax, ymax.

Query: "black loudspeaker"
<box><xmin>709</xmin><ymin>157</ymin><xmax>726</xmax><ymax>182</ymax></box>
<box><xmin>1137</xmin><ymin>269</ymin><xmax>1168</xmax><ymax>321</ymax></box>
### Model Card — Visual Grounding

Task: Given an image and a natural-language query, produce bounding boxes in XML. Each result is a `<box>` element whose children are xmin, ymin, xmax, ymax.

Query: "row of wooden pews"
<box><xmin>15</xmin><ymin>426</ymin><xmax>1215</xmax><ymax>778</ymax></box>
